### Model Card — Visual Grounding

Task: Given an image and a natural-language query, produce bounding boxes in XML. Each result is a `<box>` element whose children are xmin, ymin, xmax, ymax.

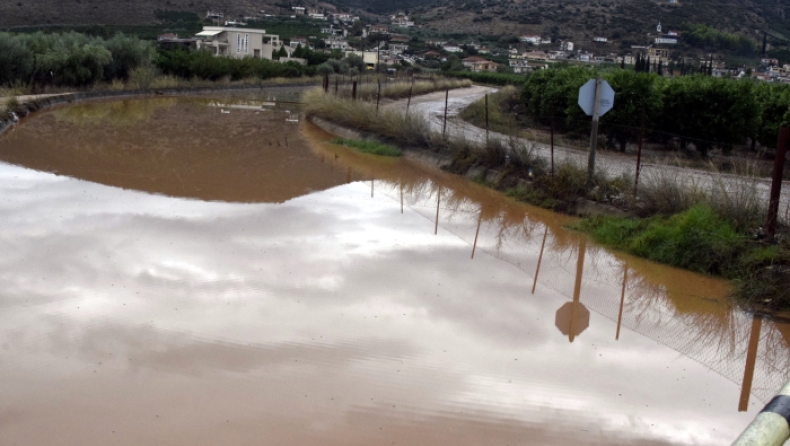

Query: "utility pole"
<box><xmin>587</xmin><ymin>75</ymin><xmax>603</xmax><ymax>187</ymax></box>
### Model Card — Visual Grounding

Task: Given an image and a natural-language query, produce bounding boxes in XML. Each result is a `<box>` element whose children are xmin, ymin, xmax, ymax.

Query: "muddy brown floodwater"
<box><xmin>0</xmin><ymin>96</ymin><xmax>789</xmax><ymax>446</ymax></box>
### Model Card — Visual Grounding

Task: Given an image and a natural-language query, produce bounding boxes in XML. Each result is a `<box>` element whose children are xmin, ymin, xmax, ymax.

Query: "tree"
<box><xmin>0</xmin><ymin>33</ymin><xmax>34</xmax><ymax>85</ymax></box>
<box><xmin>292</xmin><ymin>43</ymin><xmax>304</xmax><ymax>58</ymax></box>
<box><xmin>659</xmin><ymin>75</ymin><xmax>758</xmax><ymax>155</ymax></box>
<box><xmin>316</xmin><ymin>62</ymin><xmax>334</xmax><ymax>77</ymax></box>
<box><xmin>599</xmin><ymin>70</ymin><xmax>662</xmax><ymax>152</ymax></box>
<box><xmin>344</xmin><ymin>53</ymin><xmax>366</xmax><ymax>72</ymax></box>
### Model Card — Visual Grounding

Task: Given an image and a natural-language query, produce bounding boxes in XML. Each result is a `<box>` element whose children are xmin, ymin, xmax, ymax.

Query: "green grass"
<box><xmin>573</xmin><ymin>205</ymin><xmax>745</xmax><ymax>276</ymax></box>
<box><xmin>329</xmin><ymin>138</ymin><xmax>402</xmax><ymax>157</ymax></box>
<box><xmin>572</xmin><ymin>204</ymin><xmax>790</xmax><ymax>308</ymax></box>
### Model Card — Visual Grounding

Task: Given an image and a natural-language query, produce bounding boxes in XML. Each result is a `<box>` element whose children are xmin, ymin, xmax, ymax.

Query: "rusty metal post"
<box><xmin>550</xmin><ymin>117</ymin><xmax>555</xmax><ymax>175</ymax></box>
<box><xmin>766</xmin><ymin>127</ymin><xmax>788</xmax><ymax>238</ymax></box>
<box><xmin>352</xmin><ymin>80</ymin><xmax>357</xmax><ymax>101</ymax></box>
<box><xmin>634</xmin><ymin>110</ymin><xmax>645</xmax><ymax>196</ymax></box>
<box><xmin>442</xmin><ymin>89</ymin><xmax>449</xmax><ymax>138</ymax></box>
<box><xmin>406</xmin><ymin>85</ymin><xmax>413</xmax><ymax>115</ymax></box>
<box><xmin>376</xmin><ymin>81</ymin><xmax>381</xmax><ymax>113</ymax></box>
<box><xmin>485</xmin><ymin>93</ymin><xmax>490</xmax><ymax>146</ymax></box>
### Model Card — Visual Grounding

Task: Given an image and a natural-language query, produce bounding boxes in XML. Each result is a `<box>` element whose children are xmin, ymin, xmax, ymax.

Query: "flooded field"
<box><xmin>0</xmin><ymin>96</ymin><xmax>789</xmax><ymax>445</ymax></box>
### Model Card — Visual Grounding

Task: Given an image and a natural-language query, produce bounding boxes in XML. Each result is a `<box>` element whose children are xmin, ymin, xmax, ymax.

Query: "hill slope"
<box><xmin>2</xmin><ymin>0</ymin><xmax>789</xmax><ymax>51</ymax></box>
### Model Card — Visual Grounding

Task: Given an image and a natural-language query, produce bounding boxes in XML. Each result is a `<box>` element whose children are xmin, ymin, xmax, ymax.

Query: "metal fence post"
<box><xmin>766</xmin><ymin>126</ymin><xmax>788</xmax><ymax>238</ymax></box>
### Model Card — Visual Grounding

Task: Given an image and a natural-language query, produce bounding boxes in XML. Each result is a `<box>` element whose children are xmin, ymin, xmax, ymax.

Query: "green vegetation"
<box><xmin>521</xmin><ymin>66</ymin><xmax>784</xmax><ymax>155</ymax></box>
<box><xmin>572</xmin><ymin>206</ymin><xmax>789</xmax><ymax>308</ymax></box>
<box><xmin>330</xmin><ymin>138</ymin><xmax>402</xmax><ymax>157</ymax></box>
<box><xmin>682</xmin><ymin>24</ymin><xmax>757</xmax><ymax>56</ymax></box>
<box><xmin>0</xmin><ymin>31</ymin><xmax>155</xmax><ymax>87</ymax></box>
<box><xmin>156</xmin><ymin>49</ymin><xmax>309</xmax><ymax>82</ymax></box>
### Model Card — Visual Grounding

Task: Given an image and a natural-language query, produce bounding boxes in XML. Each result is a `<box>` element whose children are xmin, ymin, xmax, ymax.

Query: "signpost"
<box><xmin>578</xmin><ymin>77</ymin><xmax>614</xmax><ymax>186</ymax></box>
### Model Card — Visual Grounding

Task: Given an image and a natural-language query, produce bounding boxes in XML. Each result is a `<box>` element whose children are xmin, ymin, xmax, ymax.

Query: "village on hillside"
<box><xmin>152</xmin><ymin>7</ymin><xmax>789</xmax><ymax>81</ymax></box>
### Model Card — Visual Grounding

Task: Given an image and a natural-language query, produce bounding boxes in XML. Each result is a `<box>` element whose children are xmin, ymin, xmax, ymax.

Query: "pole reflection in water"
<box><xmin>434</xmin><ymin>187</ymin><xmax>441</xmax><ymax>235</ymax></box>
<box><xmin>531</xmin><ymin>224</ymin><xmax>548</xmax><ymax>294</ymax></box>
<box><xmin>739</xmin><ymin>315</ymin><xmax>763</xmax><ymax>412</ymax></box>
<box><xmin>471</xmin><ymin>207</ymin><xmax>483</xmax><ymax>259</ymax></box>
<box><xmin>616</xmin><ymin>265</ymin><xmax>629</xmax><ymax>341</ymax></box>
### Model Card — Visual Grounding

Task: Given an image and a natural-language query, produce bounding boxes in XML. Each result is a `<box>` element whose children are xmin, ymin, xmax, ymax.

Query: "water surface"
<box><xmin>0</xmin><ymin>96</ymin><xmax>788</xmax><ymax>446</ymax></box>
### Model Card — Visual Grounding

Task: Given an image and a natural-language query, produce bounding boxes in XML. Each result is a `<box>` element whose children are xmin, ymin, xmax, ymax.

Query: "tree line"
<box><xmin>0</xmin><ymin>31</ymin><xmax>156</xmax><ymax>87</ymax></box>
<box><xmin>521</xmin><ymin>66</ymin><xmax>789</xmax><ymax>155</ymax></box>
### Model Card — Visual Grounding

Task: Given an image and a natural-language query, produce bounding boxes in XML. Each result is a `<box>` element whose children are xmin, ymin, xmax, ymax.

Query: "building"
<box><xmin>369</xmin><ymin>25</ymin><xmax>389</xmax><ymax>34</ymax></box>
<box><xmin>195</xmin><ymin>27</ymin><xmax>283</xmax><ymax>59</ymax></box>
<box><xmin>548</xmin><ymin>51</ymin><xmax>568</xmax><ymax>60</ymax></box>
<box><xmin>647</xmin><ymin>47</ymin><xmax>671</xmax><ymax>62</ymax></box>
<box><xmin>389</xmin><ymin>43</ymin><xmax>409</xmax><ymax>53</ymax></box>
<box><xmin>593</xmin><ymin>37</ymin><xmax>608</xmax><ymax>43</ymax></box>
<box><xmin>323</xmin><ymin>35</ymin><xmax>349</xmax><ymax>50</ymax></box>
<box><xmin>655</xmin><ymin>37</ymin><xmax>678</xmax><ymax>44</ymax></box>
<box><xmin>520</xmin><ymin>35</ymin><xmax>542</xmax><ymax>44</ymax></box>
<box><xmin>157</xmin><ymin>33</ymin><xmax>199</xmax><ymax>50</ymax></box>
<box><xmin>288</xmin><ymin>36</ymin><xmax>314</xmax><ymax>50</ymax></box>
<box><xmin>462</xmin><ymin>56</ymin><xmax>498</xmax><ymax>72</ymax></box>
<box><xmin>291</xmin><ymin>7</ymin><xmax>306</xmax><ymax>15</ymax></box>
<box><xmin>443</xmin><ymin>43</ymin><xmax>462</xmax><ymax>53</ymax></box>
<box><xmin>624</xmin><ymin>54</ymin><xmax>636</xmax><ymax>65</ymax></box>
<box><xmin>509</xmin><ymin>59</ymin><xmax>532</xmax><ymax>74</ymax></box>
<box><xmin>389</xmin><ymin>34</ymin><xmax>410</xmax><ymax>43</ymax></box>
<box><xmin>560</xmin><ymin>41</ymin><xmax>574</xmax><ymax>51</ymax></box>
<box><xmin>524</xmin><ymin>50</ymin><xmax>548</xmax><ymax>61</ymax></box>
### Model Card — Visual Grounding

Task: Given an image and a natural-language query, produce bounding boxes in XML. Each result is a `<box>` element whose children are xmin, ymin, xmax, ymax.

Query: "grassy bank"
<box><xmin>329</xmin><ymin>138</ymin><xmax>402</xmax><ymax>157</ymax></box>
<box><xmin>303</xmin><ymin>87</ymin><xmax>790</xmax><ymax>310</ymax></box>
<box><xmin>572</xmin><ymin>206</ymin><xmax>790</xmax><ymax>309</ymax></box>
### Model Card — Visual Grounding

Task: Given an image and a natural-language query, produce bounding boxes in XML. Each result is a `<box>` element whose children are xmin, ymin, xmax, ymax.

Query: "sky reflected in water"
<box><xmin>0</xmin><ymin>97</ymin><xmax>788</xmax><ymax>446</ymax></box>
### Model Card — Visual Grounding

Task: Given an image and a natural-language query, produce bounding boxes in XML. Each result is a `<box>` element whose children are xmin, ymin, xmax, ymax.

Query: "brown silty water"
<box><xmin>0</xmin><ymin>96</ymin><xmax>788</xmax><ymax>445</ymax></box>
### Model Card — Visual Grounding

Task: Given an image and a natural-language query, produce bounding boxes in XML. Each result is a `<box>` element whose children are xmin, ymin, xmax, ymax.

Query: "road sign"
<box><xmin>555</xmin><ymin>301</ymin><xmax>590</xmax><ymax>339</ymax></box>
<box><xmin>578</xmin><ymin>79</ymin><xmax>615</xmax><ymax>116</ymax></box>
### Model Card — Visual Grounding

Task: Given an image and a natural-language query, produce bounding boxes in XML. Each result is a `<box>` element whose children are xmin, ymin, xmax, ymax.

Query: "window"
<box><xmin>245</xmin><ymin>34</ymin><xmax>249</xmax><ymax>54</ymax></box>
<box><xmin>237</xmin><ymin>34</ymin><xmax>241</xmax><ymax>53</ymax></box>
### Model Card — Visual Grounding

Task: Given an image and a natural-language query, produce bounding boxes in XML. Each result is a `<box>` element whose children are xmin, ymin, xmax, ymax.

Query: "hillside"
<box><xmin>2</xmin><ymin>0</ymin><xmax>789</xmax><ymax>54</ymax></box>
<box><xmin>410</xmin><ymin>0</ymin><xmax>788</xmax><ymax>51</ymax></box>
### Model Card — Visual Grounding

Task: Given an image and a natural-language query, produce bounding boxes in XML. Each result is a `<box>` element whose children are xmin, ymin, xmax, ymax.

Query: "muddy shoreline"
<box><xmin>0</xmin><ymin>82</ymin><xmax>318</xmax><ymax>137</ymax></box>
<box><xmin>309</xmin><ymin>116</ymin><xmax>627</xmax><ymax>219</ymax></box>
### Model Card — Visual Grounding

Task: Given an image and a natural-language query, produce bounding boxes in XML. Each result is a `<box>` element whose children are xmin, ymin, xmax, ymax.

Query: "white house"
<box><xmin>593</xmin><ymin>37</ymin><xmax>608</xmax><ymax>43</ymax></box>
<box><xmin>520</xmin><ymin>35</ymin><xmax>542</xmax><ymax>44</ymax></box>
<box><xmin>442</xmin><ymin>44</ymin><xmax>462</xmax><ymax>53</ymax></box>
<box><xmin>655</xmin><ymin>37</ymin><xmax>678</xmax><ymax>44</ymax></box>
<box><xmin>195</xmin><ymin>27</ymin><xmax>283</xmax><ymax>59</ymax></box>
<box><xmin>560</xmin><ymin>41</ymin><xmax>574</xmax><ymax>51</ymax></box>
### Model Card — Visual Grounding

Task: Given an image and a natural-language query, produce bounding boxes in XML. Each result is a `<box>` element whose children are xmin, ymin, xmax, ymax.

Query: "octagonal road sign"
<box><xmin>555</xmin><ymin>301</ymin><xmax>590</xmax><ymax>342</ymax></box>
<box><xmin>578</xmin><ymin>78</ymin><xmax>615</xmax><ymax>116</ymax></box>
